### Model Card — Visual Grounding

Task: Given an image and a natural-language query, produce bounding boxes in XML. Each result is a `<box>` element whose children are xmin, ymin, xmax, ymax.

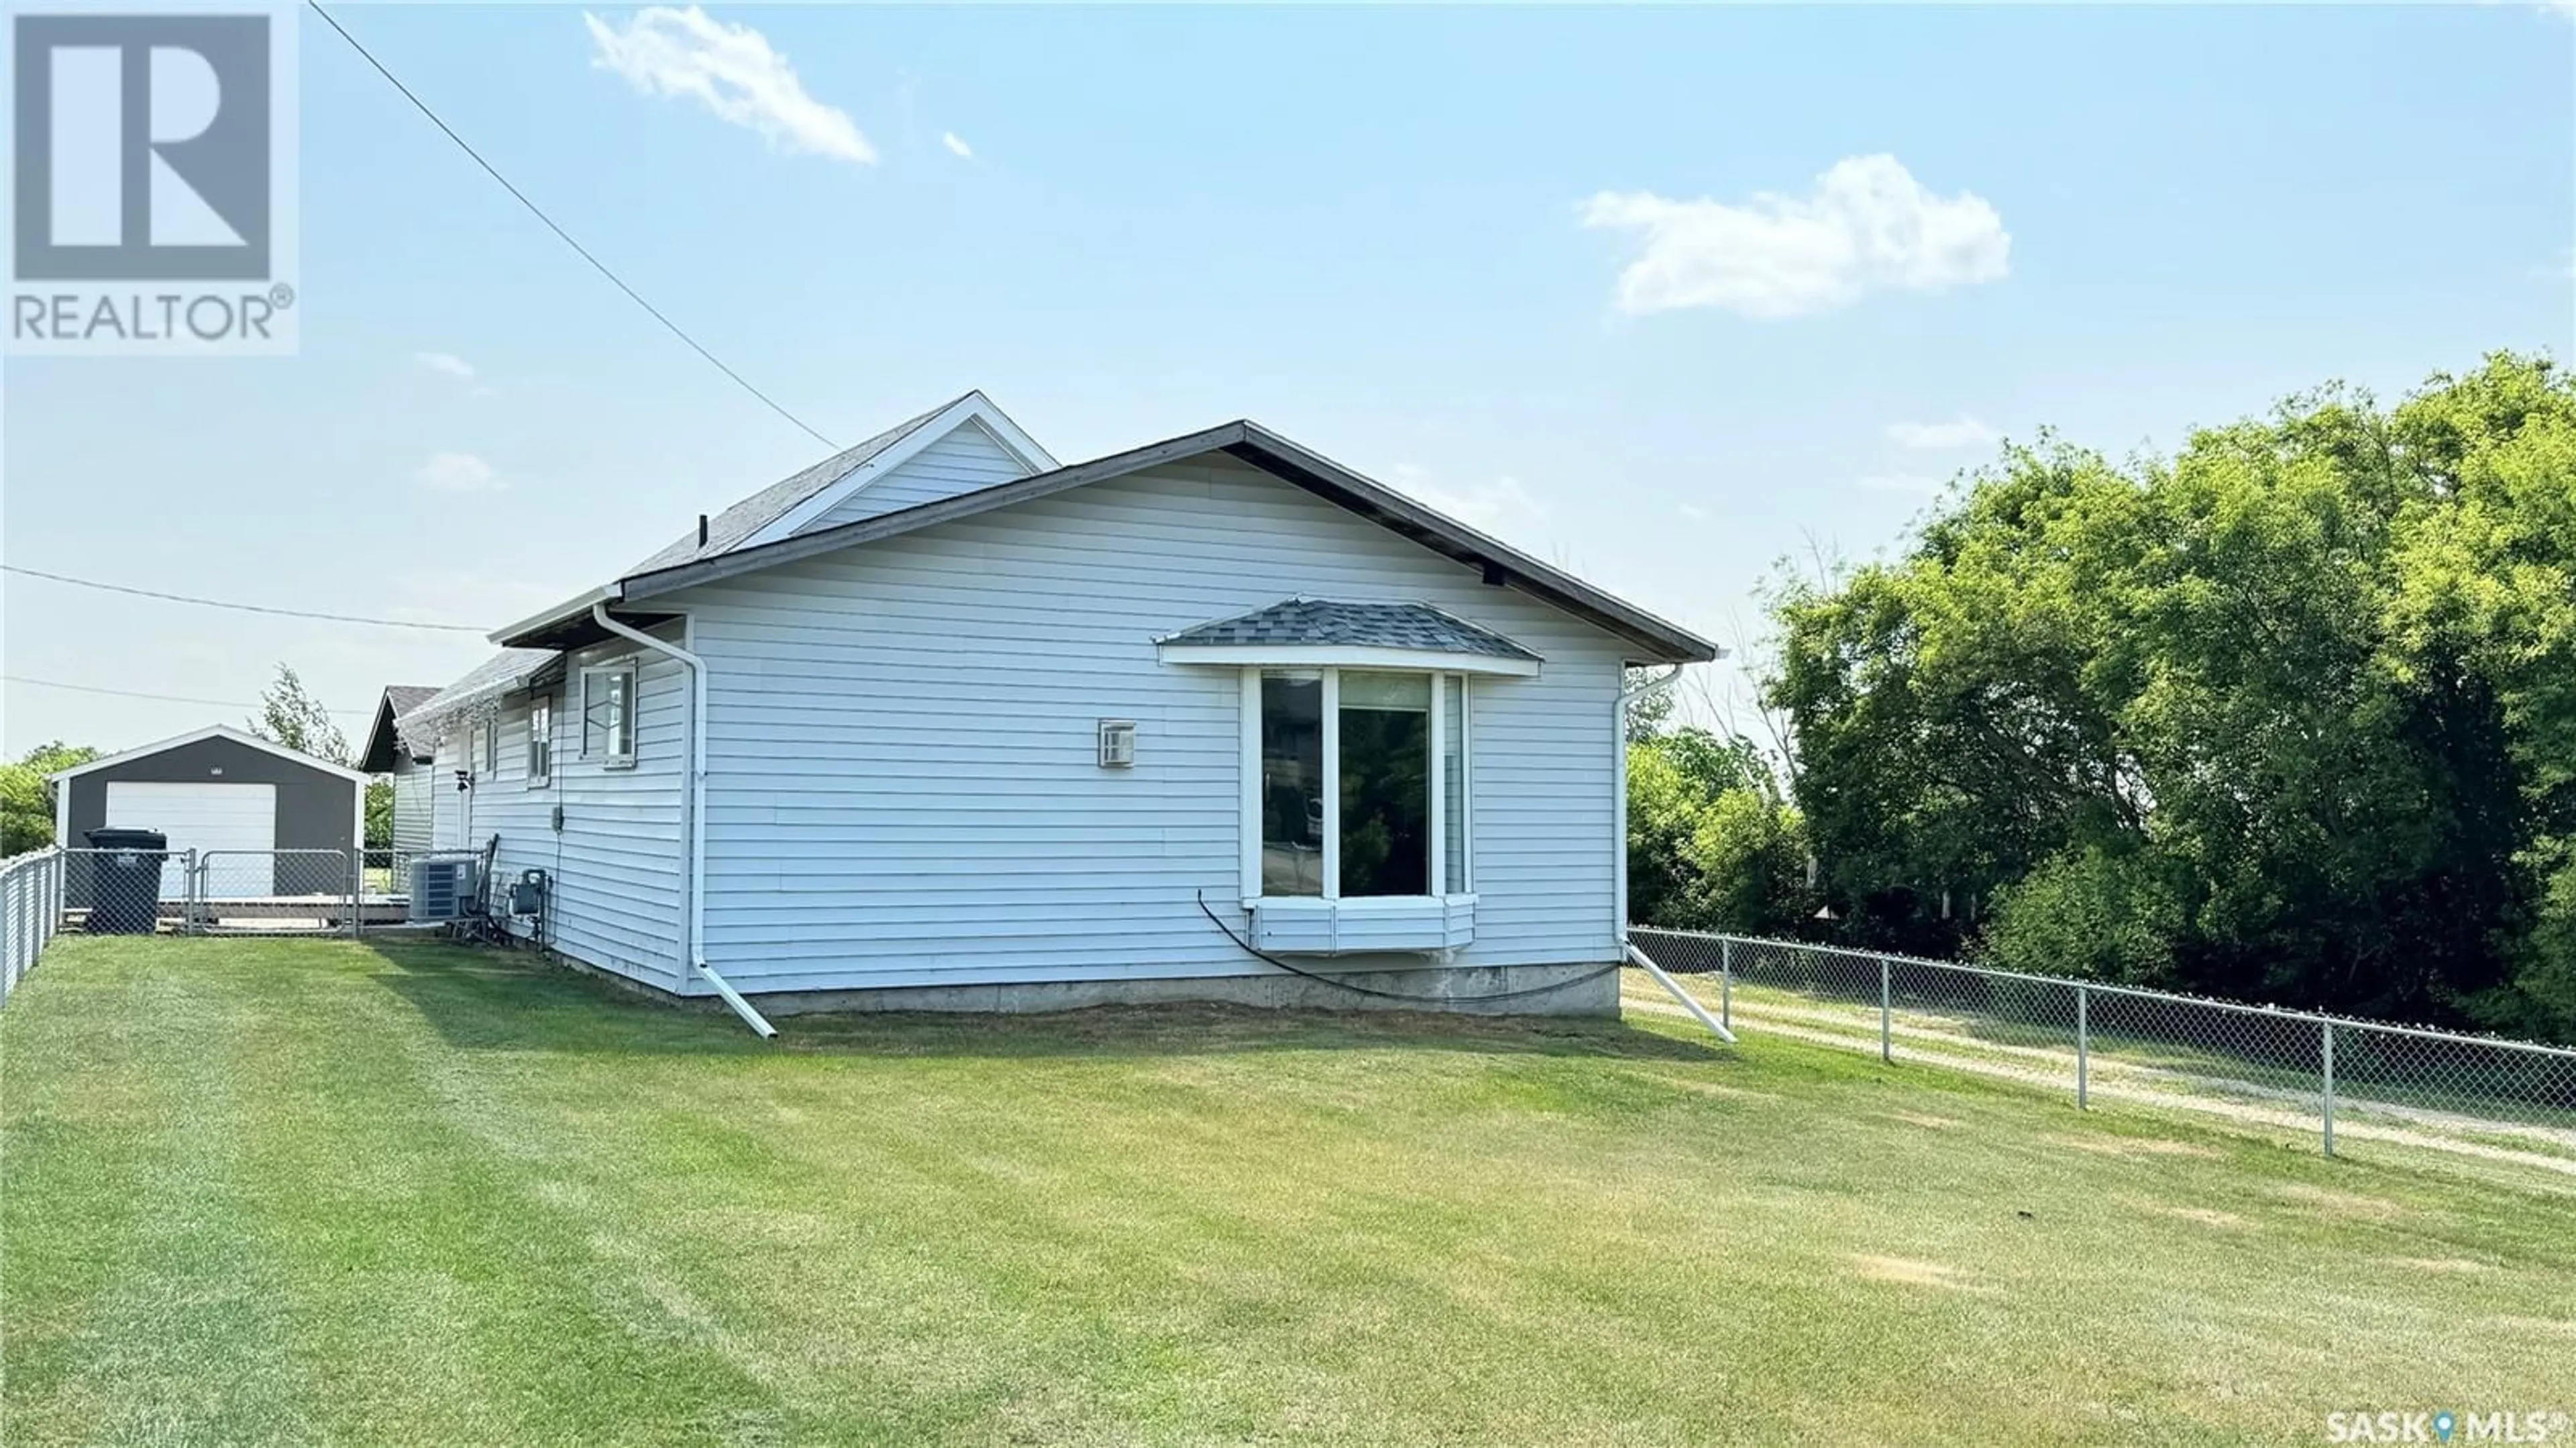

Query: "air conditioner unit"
<box><xmin>408</xmin><ymin>857</ymin><xmax>482</xmax><ymax>923</ymax></box>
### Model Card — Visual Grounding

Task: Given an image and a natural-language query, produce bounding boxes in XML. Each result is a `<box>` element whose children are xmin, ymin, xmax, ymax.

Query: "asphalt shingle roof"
<box><xmin>397</xmin><ymin>649</ymin><xmax>560</xmax><ymax>752</ymax></box>
<box><xmin>624</xmin><ymin>398</ymin><xmax>957</xmax><ymax>576</ymax></box>
<box><xmin>382</xmin><ymin>685</ymin><xmax>439</xmax><ymax>718</ymax></box>
<box><xmin>1159</xmin><ymin>599</ymin><xmax>1540</xmax><ymax>662</ymax></box>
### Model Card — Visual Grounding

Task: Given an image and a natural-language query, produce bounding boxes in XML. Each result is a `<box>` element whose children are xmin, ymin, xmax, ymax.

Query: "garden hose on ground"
<box><xmin>1195</xmin><ymin>890</ymin><xmax>1623</xmax><ymax>1006</ymax></box>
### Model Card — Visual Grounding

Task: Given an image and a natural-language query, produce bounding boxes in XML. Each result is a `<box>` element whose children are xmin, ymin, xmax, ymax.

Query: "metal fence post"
<box><xmin>1879</xmin><ymin>955</ymin><xmax>1893</xmax><ymax>1064</ymax></box>
<box><xmin>2321</xmin><ymin>1020</ymin><xmax>2337</xmax><ymax>1157</ymax></box>
<box><xmin>2076</xmin><ymin>984</ymin><xmax>2090</xmax><ymax>1110</ymax></box>
<box><xmin>1719</xmin><ymin>937</ymin><xmax>1733</xmax><ymax>1031</ymax></box>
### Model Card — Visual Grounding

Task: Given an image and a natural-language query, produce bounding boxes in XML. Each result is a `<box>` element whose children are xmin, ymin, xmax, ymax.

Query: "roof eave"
<box><xmin>1222</xmin><ymin>425</ymin><xmax>1720</xmax><ymax>664</ymax></box>
<box><xmin>489</xmin><ymin>584</ymin><xmax>621</xmax><ymax>650</ymax></box>
<box><xmin>1155</xmin><ymin>642</ymin><xmax>1544</xmax><ymax>677</ymax></box>
<box><xmin>612</xmin><ymin>418</ymin><xmax>1721</xmax><ymax>665</ymax></box>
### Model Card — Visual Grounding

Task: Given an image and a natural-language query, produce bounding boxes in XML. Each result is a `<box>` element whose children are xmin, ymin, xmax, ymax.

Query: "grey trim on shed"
<box><xmin>58</xmin><ymin>734</ymin><xmax>361</xmax><ymax>853</ymax></box>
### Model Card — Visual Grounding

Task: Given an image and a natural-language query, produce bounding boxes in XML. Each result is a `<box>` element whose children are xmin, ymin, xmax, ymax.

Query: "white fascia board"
<box><xmin>50</xmin><ymin>723</ymin><xmax>372</xmax><ymax>784</ymax></box>
<box><xmin>1155</xmin><ymin>643</ymin><xmax>1541</xmax><ymax>677</ymax></box>
<box><xmin>486</xmin><ymin>584</ymin><xmax>619</xmax><ymax>645</ymax></box>
<box><xmin>739</xmin><ymin>393</ymin><xmax>1060</xmax><ymax>552</ymax></box>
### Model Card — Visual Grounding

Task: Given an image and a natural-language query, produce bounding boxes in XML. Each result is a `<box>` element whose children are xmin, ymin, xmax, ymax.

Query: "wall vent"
<box><xmin>1097</xmin><ymin>719</ymin><xmax>1137</xmax><ymax>769</ymax></box>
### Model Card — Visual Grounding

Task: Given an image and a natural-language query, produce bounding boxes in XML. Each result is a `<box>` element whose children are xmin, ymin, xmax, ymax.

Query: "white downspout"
<box><xmin>590</xmin><ymin>603</ymin><xmax>775</xmax><ymax>1039</ymax></box>
<box><xmin>1613</xmin><ymin>663</ymin><xmax>1686</xmax><ymax>948</ymax></box>
<box><xmin>1615</xmin><ymin>662</ymin><xmax>1739</xmax><ymax>1045</ymax></box>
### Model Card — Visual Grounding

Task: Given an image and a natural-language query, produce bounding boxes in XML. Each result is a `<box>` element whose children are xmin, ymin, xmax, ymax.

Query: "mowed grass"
<box><xmin>3</xmin><ymin>939</ymin><xmax>2569</xmax><ymax>1447</ymax></box>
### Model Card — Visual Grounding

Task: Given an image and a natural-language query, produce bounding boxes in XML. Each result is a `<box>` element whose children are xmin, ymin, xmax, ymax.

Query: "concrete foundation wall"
<box><xmin>744</xmin><ymin>960</ymin><xmax>1619</xmax><ymax>1018</ymax></box>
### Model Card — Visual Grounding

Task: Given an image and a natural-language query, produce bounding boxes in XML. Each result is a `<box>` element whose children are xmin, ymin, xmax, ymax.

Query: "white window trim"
<box><xmin>1238</xmin><ymin>665</ymin><xmax>1471</xmax><ymax>907</ymax></box>
<box><xmin>581</xmin><ymin>662</ymin><xmax>639</xmax><ymax>769</ymax></box>
<box><xmin>526</xmin><ymin>692</ymin><xmax>553</xmax><ymax>789</ymax></box>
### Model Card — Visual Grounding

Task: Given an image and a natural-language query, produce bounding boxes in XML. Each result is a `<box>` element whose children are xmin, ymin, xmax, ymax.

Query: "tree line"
<box><xmin>1631</xmin><ymin>352</ymin><xmax>2576</xmax><ymax>1044</ymax></box>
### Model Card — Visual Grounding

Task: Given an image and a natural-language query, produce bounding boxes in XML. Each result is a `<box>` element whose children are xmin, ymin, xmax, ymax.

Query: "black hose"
<box><xmin>1195</xmin><ymin>890</ymin><xmax>1622</xmax><ymax>1006</ymax></box>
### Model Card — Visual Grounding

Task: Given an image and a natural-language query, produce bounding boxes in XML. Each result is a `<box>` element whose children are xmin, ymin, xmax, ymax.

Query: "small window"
<box><xmin>582</xmin><ymin>666</ymin><xmax>637</xmax><ymax>766</ymax></box>
<box><xmin>527</xmin><ymin>694</ymin><xmax>553</xmax><ymax>787</ymax></box>
<box><xmin>1097</xmin><ymin>719</ymin><xmax>1137</xmax><ymax>768</ymax></box>
<box><xmin>480</xmin><ymin>720</ymin><xmax>499</xmax><ymax>776</ymax></box>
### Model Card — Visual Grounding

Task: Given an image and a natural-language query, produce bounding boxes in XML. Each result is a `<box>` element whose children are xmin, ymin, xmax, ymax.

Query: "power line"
<box><xmin>5</xmin><ymin>674</ymin><xmax>372</xmax><ymax>716</ymax></box>
<box><xmin>2</xmin><ymin>564</ymin><xmax>490</xmax><ymax>632</ymax></box>
<box><xmin>306</xmin><ymin>0</ymin><xmax>839</xmax><ymax>452</ymax></box>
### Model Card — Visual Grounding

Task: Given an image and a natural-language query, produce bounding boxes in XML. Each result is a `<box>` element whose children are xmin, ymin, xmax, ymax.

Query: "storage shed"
<box><xmin>52</xmin><ymin>725</ymin><xmax>367</xmax><ymax>899</ymax></box>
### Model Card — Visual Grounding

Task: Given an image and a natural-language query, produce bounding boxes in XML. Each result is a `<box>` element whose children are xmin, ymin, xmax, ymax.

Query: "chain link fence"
<box><xmin>1628</xmin><ymin>929</ymin><xmax>2576</xmax><ymax>1182</ymax></box>
<box><xmin>186</xmin><ymin>849</ymin><xmax>360</xmax><ymax>935</ymax></box>
<box><xmin>1</xmin><ymin>847</ymin><xmax>68</xmax><ymax>1007</ymax></box>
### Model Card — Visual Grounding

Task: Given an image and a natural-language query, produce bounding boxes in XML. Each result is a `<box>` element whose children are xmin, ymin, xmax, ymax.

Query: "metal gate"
<box><xmin>186</xmin><ymin>849</ymin><xmax>359</xmax><ymax>936</ymax></box>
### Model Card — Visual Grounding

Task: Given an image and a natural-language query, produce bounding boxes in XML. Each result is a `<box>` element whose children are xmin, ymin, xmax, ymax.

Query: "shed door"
<box><xmin>103</xmin><ymin>782</ymin><xmax>276</xmax><ymax>898</ymax></box>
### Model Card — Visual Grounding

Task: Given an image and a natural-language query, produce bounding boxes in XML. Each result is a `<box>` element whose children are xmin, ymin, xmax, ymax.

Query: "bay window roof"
<box><xmin>1156</xmin><ymin>599</ymin><xmax>1544</xmax><ymax>676</ymax></box>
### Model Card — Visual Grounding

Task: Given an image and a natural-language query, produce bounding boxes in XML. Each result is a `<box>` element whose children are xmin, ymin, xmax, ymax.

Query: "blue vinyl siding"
<box><xmin>798</xmin><ymin>422</ymin><xmax>1033</xmax><ymax>533</ymax></box>
<box><xmin>433</xmin><ymin>629</ymin><xmax>693</xmax><ymax>992</ymax></box>
<box><xmin>388</xmin><ymin>757</ymin><xmax>435</xmax><ymax>854</ymax></box>
<box><xmin>670</xmin><ymin>454</ymin><xmax>1632</xmax><ymax>996</ymax></box>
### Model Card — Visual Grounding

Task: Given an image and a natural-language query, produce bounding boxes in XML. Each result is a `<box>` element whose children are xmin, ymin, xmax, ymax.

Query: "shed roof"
<box><xmin>50</xmin><ymin>723</ymin><xmax>370</xmax><ymax>785</ymax></box>
<box><xmin>1159</xmin><ymin>599</ymin><xmax>1542</xmax><ymax>662</ymax></box>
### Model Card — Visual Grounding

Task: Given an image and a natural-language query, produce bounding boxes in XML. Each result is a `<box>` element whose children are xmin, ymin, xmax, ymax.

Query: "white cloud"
<box><xmin>1580</xmin><ymin>154</ymin><xmax>2010</xmax><ymax>318</ymax></box>
<box><xmin>1887</xmin><ymin>415</ymin><xmax>1996</xmax><ymax>450</ymax></box>
<box><xmin>942</xmin><ymin>131</ymin><xmax>973</xmax><ymax>160</ymax></box>
<box><xmin>1858</xmin><ymin>472</ymin><xmax>1942</xmax><ymax>496</ymax></box>
<box><xmin>415</xmin><ymin>452</ymin><xmax>504</xmax><ymax>493</ymax></box>
<box><xmin>584</xmin><ymin>6</ymin><xmax>874</xmax><ymax>164</ymax></box>
<box><xmin>415</xmin><ymin>351</ymin><xmax>476</xmax><ymax>381</ymax></box>
<box><xmin>1677</xmin><ymin>502</ymin><xmax>1711</xmax><ymax>523</ymax></box>
<box><xmin>1386</xmin><ymin>464</ymin><xmax>1552</xmax><ymax>546</ymax></box>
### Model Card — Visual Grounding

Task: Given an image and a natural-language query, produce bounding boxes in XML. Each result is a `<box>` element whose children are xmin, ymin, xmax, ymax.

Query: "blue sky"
<box><xmin>4</xmin><ymin>2</ymin><xmax>2570</xmax><ymax>754</ymax></box>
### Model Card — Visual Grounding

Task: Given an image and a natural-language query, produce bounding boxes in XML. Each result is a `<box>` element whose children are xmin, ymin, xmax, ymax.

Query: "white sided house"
<box><xmin>391</xmin><ymin>393</ymin><xmax>1715</xmax><ymax>1024</ymax></box>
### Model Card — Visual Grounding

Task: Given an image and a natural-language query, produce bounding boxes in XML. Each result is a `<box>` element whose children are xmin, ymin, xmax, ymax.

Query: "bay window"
<box><xmin>1246</xmin><ymin>667</ymin><xmax>1469</xmax><ymax>903</ymax></box>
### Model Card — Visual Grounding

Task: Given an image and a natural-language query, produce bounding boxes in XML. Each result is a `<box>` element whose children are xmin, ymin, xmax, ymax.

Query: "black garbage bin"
<box><xmin>83</xmin><ymin>827</ymin><xmax>169</xmax><ymax>934</ymax></box>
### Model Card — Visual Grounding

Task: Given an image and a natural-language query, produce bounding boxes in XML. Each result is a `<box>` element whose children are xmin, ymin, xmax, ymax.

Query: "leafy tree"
<box><xmin>1627</xmin><ymin>725</ymin><xmax>1812</xmax><ymax>934</ymax></box>
<box><xmin>249</xmin><ymin>664</ymin><xmax>351</xmax><ymax>766</ymax></box>
<box><xmin>364</xmin><ymin>779</ymin><xmax>394</xmax><ymax>851</ymax></box>
<box><xmin>0</xmin><ymin>742</ymin><xmax>99</xmax><ymax>854</ymax></box>
<box><xmin>1765</xmin><ymin>353</ymin><xmax>2576</xmax><ymax>1039</ymax></box>
<box><xmin>1621</xmin><ymin>666</ymin><xmax>1678</xmax><ymax>741</ymax></box>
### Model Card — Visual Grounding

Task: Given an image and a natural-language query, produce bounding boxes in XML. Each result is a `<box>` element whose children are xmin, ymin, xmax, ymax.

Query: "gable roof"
<box><xmin>50</xmin><ymin>723</ymin><xmax>370</xmax><ymax>785</ymax></box>
<box><xmin>574</xmin><ymin>421</ymin><xmax>1717</xmax><ymax>664</ymax></box>
<box><xmin>1159</xmin><ymin>599</ymin><xmax>1542</xmax><ymax>662</ymax></box>
<box><xmin>625</xmin><ymin>391</ymin><xmax>1056</xmax><ymax>576</ymax></box>
<box><xmin>358</xmin><ymin>685</ymin><xmax>441</xmax><ymax>772</ymax></box>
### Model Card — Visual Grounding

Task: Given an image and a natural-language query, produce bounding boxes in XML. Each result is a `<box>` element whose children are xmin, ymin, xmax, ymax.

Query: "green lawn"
<box><xmin>3</xmin><ymin>938</ymin><xmax>2569</xmax><ymax>1447</ymax></box>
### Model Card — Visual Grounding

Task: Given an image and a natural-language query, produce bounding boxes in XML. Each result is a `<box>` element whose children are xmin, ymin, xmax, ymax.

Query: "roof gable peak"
<box><xmin>736</xmin><ymin>392</ymin><xmax>1055</xmax><ymax>553</ymax></box>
